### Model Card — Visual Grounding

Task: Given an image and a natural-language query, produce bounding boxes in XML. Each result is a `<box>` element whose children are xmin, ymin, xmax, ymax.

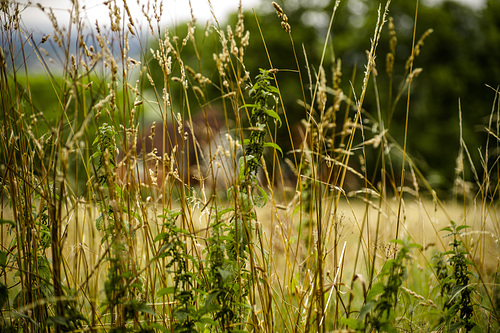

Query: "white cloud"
<box><xmin>19</xmin><ymin>0</ymin><xmax>260</xmax><ymax>33</ymax></box>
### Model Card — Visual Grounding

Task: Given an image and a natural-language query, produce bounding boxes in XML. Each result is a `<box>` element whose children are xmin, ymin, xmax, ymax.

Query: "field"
<box><xmin>1</xmin><ymin>0</ymin><xmax>499</xmax><ymax>332</ymax></box>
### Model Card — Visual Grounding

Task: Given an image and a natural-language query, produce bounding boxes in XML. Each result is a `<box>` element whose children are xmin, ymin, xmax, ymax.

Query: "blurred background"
<box><xmin>13</xmin><ymin>0</ymin><xmax>500</xmax><ymax>197</ymax></box>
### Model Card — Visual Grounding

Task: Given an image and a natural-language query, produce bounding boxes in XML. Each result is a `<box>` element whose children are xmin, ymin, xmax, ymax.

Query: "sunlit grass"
<box><xmin>0</xmin><ymin>0</ymin><xmax>499</xmax><ymax>332</ymax></box>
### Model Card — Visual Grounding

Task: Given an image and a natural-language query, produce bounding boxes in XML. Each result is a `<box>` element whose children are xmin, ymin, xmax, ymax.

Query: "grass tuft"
<box><xmin>0</xmin><ymin>1</ymin><xmax>498</xmax><ymax>332</ymax></box>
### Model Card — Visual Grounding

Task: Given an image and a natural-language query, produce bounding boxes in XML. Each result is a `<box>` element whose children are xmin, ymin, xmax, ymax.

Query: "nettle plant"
<box><xmin>434</xmin><ymin>221</ymin><xmax>477</xmax><ymax>332</ymax></box>
<box><xmin>345</xmin><ymin>238</ymin><xmax>422</xmax><ymax>332</ymax></box>
<box><xmin>207</xmin><ymin>68</ymin><xmax>280</xmax><ymax>331</ymax></box>
<box><xmin>92</xmin><ymin>123</ymin><xmax>154</xmax><ymax>332</ymax></box>
<box><xmin>148</xmin><ymin>69</ymin><xmax>281</xmax><ymax>333</ymax></box>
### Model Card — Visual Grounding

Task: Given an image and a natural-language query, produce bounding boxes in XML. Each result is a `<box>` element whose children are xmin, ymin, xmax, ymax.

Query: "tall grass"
<box><xmin>0</xmin><ymin>0</ymin><xmax>499</xmax><ymax>332</ymax></box>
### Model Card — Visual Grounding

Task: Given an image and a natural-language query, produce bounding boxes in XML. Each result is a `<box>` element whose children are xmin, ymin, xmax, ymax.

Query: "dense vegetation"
<box><xmin>0</xmin><ymin>0</ymin><xmax>499</xmax><ymax>332</ymax></box>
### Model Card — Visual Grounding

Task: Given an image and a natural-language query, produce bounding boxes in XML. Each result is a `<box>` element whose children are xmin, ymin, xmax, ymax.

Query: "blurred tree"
<box><xmin>250</xmin><ymin>0</ymin><xmax>500</xmax><ymax>194</ymax></box>
<box><xmin>147</xmin><ymin>0</ymin><xmax>500</xmax><ymax>194</ymax></box>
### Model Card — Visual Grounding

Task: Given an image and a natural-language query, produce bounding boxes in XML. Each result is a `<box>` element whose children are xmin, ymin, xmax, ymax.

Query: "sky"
<box><xmin>19</xmin><ymin>0</ymin><xmax>260</xmax><ymax>32</ymax></box>
<box><xmin>18</xmin><ymin>0</ymin><xmax>488</xmax><ymax>33</ymax></box>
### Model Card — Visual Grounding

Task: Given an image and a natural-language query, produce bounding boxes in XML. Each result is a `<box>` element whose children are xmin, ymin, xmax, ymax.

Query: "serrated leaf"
<box><xmin>389</xmin><ymin>238</ymin><xmax>404</xmax><ymax>245</ymax></box>
<box><xmin>156</xmin><ymin>243</ymin><xmax>173</xmax><ymax>258</ymax></box>
<box><xmin>465</xmin><ymin>259</ymin><xmax>475</xmax><ymax>266</ymax></box>
<box><xmin>217</xmin><ymin>267</ymin><xmax>232</xmax><ymax>281</ymax></box>
<box><xmin>134</xmin><ymin>302</ymin><xmax>155</xmax><ymax>316</ymax></box>
<box><xmin>37</xmin><ymin>257</ymin><xmax>52</xmax><ymax>282</ymax></box>
<box><xmin>359</xmin><ymin>301</ymin><xmax>375</xmax><ymax>320</ymax></box>
<box><xmin>456</xmin><ymin>225</ymin><xmax>471</xmax><ymax>232</ymax></box>
<box><xmin>380</xmin><ymin>258</ymin><xmax>396</xmax><ymax>274</ymax></box>
<box><xmin>0</xmin><ymin>283</ymin><xmax>8</xmax><ymax>309</ymax></box>
<box><xmin>149</xmin><ymin>323</ymin><xmax>170</xmax><ymax>333</ymax></box>
<box><xmin>198</xmin><ymin>317</ymin><xmax>217</xmax><ymax>325</ymax></box>
<box><xmin>0</xmin><ymin>250</ymin><xmax>7</xmax><ymax>267</ymax></box>
<box><xmin>263</xmin><ymin>142</ymin><xmax>283</xmax><ymax>156</ymax></box>
<box><xmin>129</xmin><ymin>210</ymin><xmax>143</xmax><ymax>224</ymax></box>
<box><xmin>265</xmin><ymin>85</ymin><xmax>279</xmax><ymax>94</ymax></box>
<box><xmin>408</xmin><ymin>242</ymin><xmax>423</xmax><ymax>249</ymax></box>
<box><xmin>157</xmin><ymin>287</ymin><xmax>176</xmax><ymax>297</ymax></box>
<box><xmin>366</xmin><ymin>282</ymin><xmax>385</xmax><ymax>302</ymax></box>
<box><xmin>47</xmin><ymin>315</ymin><xmax>68</xmax><ymax>326</ymax></box>
<box><xmin>153</xmin><ymin>232</ymin><xmax>169</xmax><ymax>243</ymax></box>
<box><xmin>254</xmin><ymin>184</ymin><xmax>268</xmax><ymax>208</ymax></box>
<box><xmin>449</xmin><ymin>321</ymin><xmax>466</xmax><ymax>331</ymax></box>
<box><xmin>264</xmin><ymin>109</ymin><xmax>282</xmax><ymax>127</ymax></box>
<box><xmin>339</xmin><ymin>317</ymin><xmax>359</xmax><ymax>329</ymax></box>
<box><xmin>174</xmin><ymin>309</ymin><xmax>189</xmax><ymax>322</ymax></box>
<box><xmin>216</xmin><ymin>207</ymin><xmax>234</xmax><ymax>220</ymax></box>
<box><xmin>95</xmin><ymin>214</ymin><xmax>104</xmax><ymax>231</ymax></box>
<box><xmin>172</xmin><ymin>227</ymin><xmax>189</xmax><ymax>235</ymax></box>
<box><xmin>205</xmin><ymin>291</ymin><xmax>221</xmax><ymax>306</ymax></box>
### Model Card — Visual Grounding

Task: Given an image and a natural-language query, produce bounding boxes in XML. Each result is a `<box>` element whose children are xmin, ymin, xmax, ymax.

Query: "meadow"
<box><xmin>0</xmin><ymin>0</ymin><xmax>499</xmax><ymax>332</ymax></box>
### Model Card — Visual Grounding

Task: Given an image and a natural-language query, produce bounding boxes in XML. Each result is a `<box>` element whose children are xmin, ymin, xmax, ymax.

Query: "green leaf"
<box><xmin>456</xmin><ymin>225</ymin><xmax>471</xmax><ymax>232</ymax></box>
<box><xmin>37</xmin><ymin>256</ymin><xmax>52</xmax><ymax>282</ymax></box>
<box><xmin>153</xmin><ymin>232</ymin><xmax>169</xmax><ymax>243</ymax></box>
<box><xmin>254</xmin><ymin>184</ymin><xmax>268</xmax><ymax>208</ymax></box>
<box><xmin>340</xmin><ymin>317</ymin><xmax>360</xmax><ymax>329</ymax></box>
<box><xmin>47</xmin><ymin>316</ymin><xmax>68</xmax><ymax>326</ymax></box>
<box><xmin>0</xmin><ymin>250</ymin><xmax>7</xmax><ymax>268</ymax></box>
<box><xmin>205</xmin><ymin>291</ymin><xmax>221</xmax><ymax>306</ymax></box>
<box><xmin>358</xmin><ymin>301</ymin><xmax>375</xmax><ymax>320</ymax></box>
<box><xmin>465</xmin><ymin>259</ymin><xmax>476</xmax><ymax>266</ymax></box>
<box><xmin>264</xmin><ymin>109</ymin><xmax>282</xmax><ymax>126</ymax></box>
<box><xmin>129</xmin><ymin>210</ymin><xmax>143</xmax><ymax>225</ymax></box>
<box><xmin>171</xmin><ymin>227</ymin><xmax>190</xmax><ymax>235</ymax></box>
<box><xmin>216</xmin><ymin>207</ymin><xmax>234</xmax><ymax>220</ymax></box>
<box><xmin>366</xmin><ymin>282</ymin><xmax>385</xmax><ymax>302</ymax></box>
<box><xmin>134</xmin><ymin>302</ymin><xmax>155</xmax><ymax>316</ymax></box>
<box><xmin>266</xmin><ymin>85</ymin><xmax>279</xmax><ymax>94</ymax></box>
<box><xmin>389</xmin><ymin>238</ymin><xmax>404</xmax><ymax>245</ymax></box>
<box><xmin>227</xmin><ymin>186</ymin><xmax>234</xmax><ymax>200</ymax></box>
<box><xmin>95</xmin><ymin>214</ymin><xmax>104</xmax><ymax>231</ymax></box>
<box><xmin>149</xmin><ymin>323</ymin><xmax>170</xmax><ymax>332</ymax></box>
<box><xmin>158</xmin><ymin>210</ymin><xmax>183</xmax><ymax>222</ymax></box>
<box><xmin>217</xmin><ymin>267</ymin><xmax>232</xmax><ymax>282</ymax></box>
<box><xmin>0</xmin><ymin>219</ymin><xmax>15</xmax><ymax>228</ymax></box>
<box><xmin>198</xmin><ymin>317</ymin><xmax>217</xmax><ymax>325</ymax></box>
<box><xmin>0</xmin><ymin>283</ymin><xmax>8</xmax><ymax>309</ymax></box>
<box><xmin>380</xmin><ymin>259</ymin><xmax>396</xmax><ymax>275</ymax></box>
<box><xmin>174</xmin><ymin>309</ymin><xmax>190</xmax><ymax>322</ymax></box>
<box><xmin>449</xmin><ymin>321</ymin><xmax>466</xmax><ymax>332</ymax></box>
<box><xmin>238</xmin><ymin>155</ymin><xmax>253</xmax><ymax>181</ymax></box>
<box><xmin>157</xmin><ymin>287</ymin><xmax>176</xmax><ymax>297</ymax></box>
<box><xmin>239</xmin><ymin>103</ymin><xmax>258</xmax><ymax>110</ymax></box>
<box><xmin>263</xmin><ymin>142</ymin><xmax>283</xmax><ymax>156</ymax></box>
<box><xmin>408</xmin><ymin>242</ymin><xmax>423</xmax><ymax>249</ymax></box>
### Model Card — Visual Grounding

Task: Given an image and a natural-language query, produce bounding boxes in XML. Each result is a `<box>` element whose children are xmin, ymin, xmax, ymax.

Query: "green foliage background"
<box><xmin>15</xmin><ymin>0</ymin><xmax>500</xmax><ymax>195</ymax></box>
<box><xmin>239</xmin><ymin>0</ymin><xmax>500</xmax><ymax>193</ymax></box>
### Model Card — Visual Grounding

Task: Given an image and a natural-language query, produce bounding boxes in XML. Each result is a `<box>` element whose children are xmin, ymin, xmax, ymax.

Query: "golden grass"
<box><xmin>1</xmin><ymin>0</ymin><xmax>499</xmax><ymax>331</ymax></box>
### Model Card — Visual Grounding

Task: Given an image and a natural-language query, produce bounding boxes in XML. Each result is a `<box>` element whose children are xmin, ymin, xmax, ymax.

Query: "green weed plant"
<box><xmin>0</xmin><ymin>0</ymin><xmax>498</xmax><ymax>332</ymax></box>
